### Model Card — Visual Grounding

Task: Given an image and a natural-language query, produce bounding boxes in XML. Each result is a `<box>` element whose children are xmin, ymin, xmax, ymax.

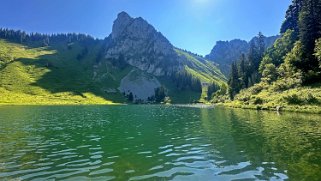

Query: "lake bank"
<box><xmin>221</xmin><ymin>102</ymin><xmax>321</xmax><ymax>114</ymax></box>
<box><xmin>1</xmin><ymin>101</ymin><xmax>321</xmax><ymax>114</ymax></box>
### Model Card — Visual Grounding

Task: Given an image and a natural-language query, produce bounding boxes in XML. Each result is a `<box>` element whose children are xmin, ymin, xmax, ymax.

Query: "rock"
<box><xmin>119</xmin><ymin>69</ymin><xmax>161</xmax><ymax>101</ymax></box>
<box><xmin>105</xmin><ymin>11</ymin><xmax>181</xmax><ymax>76</ymax></box>
<box><xmin>276</xmin><ymin>106</ymin><xmax>282</xmax><ymax>112</ymax></box>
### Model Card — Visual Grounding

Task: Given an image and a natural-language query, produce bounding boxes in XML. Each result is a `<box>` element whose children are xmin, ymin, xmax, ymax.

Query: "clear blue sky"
<box><xmin>0</xmin><ymin>0</ymin><xmax>291</xmax><ymax>55</ymax></box>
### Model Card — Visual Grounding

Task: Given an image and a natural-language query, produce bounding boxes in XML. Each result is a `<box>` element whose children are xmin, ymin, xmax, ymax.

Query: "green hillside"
<box><xmin>0</xmin><ymin>37</ymin><xmax>226</xmax><ymax>105</ymax></box>
<box><xmin>0</xmin><ymin>39</ymin><xmax>125</xmax><ymax>105</ymax></box>
<box><xmin>174</xmin><ymin>48</ymin><xmax>227</xmax><ymax>102</ymax></box>
<box><xmin>222</xmin><ymin>0</ymin><xmax>321</xmax><ymax>114</ymax></box>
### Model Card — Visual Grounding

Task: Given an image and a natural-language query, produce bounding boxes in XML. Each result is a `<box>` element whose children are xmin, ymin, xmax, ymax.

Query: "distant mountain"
<box><xmin>206</xmin><ymin>35</ymin><xmax>279</xmax><ymax>76</ymax></box>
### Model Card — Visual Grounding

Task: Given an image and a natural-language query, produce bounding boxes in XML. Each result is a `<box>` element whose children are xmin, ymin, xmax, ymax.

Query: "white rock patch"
<box><xmin>119</xmin><ymin>70</ymin><xmax>161</xmax><ymax>101</ymax></box>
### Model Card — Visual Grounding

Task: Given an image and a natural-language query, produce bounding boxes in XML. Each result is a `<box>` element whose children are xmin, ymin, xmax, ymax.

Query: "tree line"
<box><xmin>172</xmin><ymin>70</ymin><xmax>202</xmax><ymax>92</ymax></box>
<box><xmin>0</xmin><ymin>28</ymin><xmax>96</xmax><ymax>46</ymax></box>
<box><xmin>228</xmin><ymin>0</ymin><xmax>321</xmax><ymax>100</ymax></box>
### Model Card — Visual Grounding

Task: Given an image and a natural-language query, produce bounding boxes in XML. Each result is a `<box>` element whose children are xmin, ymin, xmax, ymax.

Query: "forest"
<box><xmin>225</xmin><ymin>0</ymin><xmax>321</xmax><ymax>113</ymax></box>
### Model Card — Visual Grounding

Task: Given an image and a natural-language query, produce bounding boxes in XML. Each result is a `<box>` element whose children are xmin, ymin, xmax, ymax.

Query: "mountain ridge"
<box><xmin>206</xmin><ymin>35</ymin><xmax>279</xmax><ymax>76</ymax></box>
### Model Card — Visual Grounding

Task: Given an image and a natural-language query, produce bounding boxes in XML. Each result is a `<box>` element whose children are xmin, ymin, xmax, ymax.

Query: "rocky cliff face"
<box><xmin>98</xmin><ymin>11</ymin><xmax>226</xmax><ymax>103</ymax></box>
<box><xmin>105</xmin><ymin>12</ymin><xmax>181</xmax><ymax>76</ymax></box>
<box><xmin>206</xmin><ymin>39</ymin><xmax>249</xmax><ymax>76</ymax></box>
<box><xmin>206</xmin><ymin>36</ymin><xmax>279</xmax><ymax>76</ymax></box>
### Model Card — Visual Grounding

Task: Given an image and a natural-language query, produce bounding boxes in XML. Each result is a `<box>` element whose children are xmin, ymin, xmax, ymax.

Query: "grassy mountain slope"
<box><xmin>0</xmin><ymin>38</ymin><xmax>226</xmax><ymax>105</ymax></box>
<box><xmin>175</xmin><ymin>49</ymin><xmax>227</xmax><ymax>102</ymax></box>
<box><xmin>0</xmin><ymin>39</ymin><xmax>124</xmax><ymax>105</ymax></box>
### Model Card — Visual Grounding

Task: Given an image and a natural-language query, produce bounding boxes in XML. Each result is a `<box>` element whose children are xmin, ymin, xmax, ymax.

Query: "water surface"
<box><xmin>0</xmin><ymin>105</ymin><xmax>321</xmax><ymax>180</ymax></box>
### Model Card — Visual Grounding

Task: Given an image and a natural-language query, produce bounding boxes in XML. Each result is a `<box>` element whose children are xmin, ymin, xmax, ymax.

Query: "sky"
<box><xmin>0</xmin><ymin>0</ymin><xmax>291</xmax><ymax>55</ymax></box>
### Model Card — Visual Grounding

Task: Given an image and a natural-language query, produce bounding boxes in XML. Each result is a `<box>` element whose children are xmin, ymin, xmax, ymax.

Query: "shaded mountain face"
<box><xmin>105</xmin><ymin>12</ymin><xmax>180</xmax><ymax>76</ymax></box>
<box><xmin>206</xmin><ymin>39</ymin><xmax>249</xmax><ymax>76</ymax></box>
<box><xmin>206</xmin><ymin>35</ymin><xmax>279</xmax><ymax>76</ymax></box>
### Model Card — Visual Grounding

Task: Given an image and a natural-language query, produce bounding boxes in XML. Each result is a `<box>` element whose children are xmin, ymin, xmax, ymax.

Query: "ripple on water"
<box><xmin>2</xmin><ymin>105</ymin><xmax>320</xmax><ymax>180</ymax></box>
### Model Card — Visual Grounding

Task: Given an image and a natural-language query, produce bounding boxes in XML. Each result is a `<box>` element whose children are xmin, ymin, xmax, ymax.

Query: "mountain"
<box><xmin>206</xmin><ymin>35</ymin><xmax>279</xmax><ymax>76</ymax></box>
<box><xmin>0</xmin><ymin>12</ymin><xmax>226</xmax><ymax>105</ymax></box>
<box><xmin>105</xmin><ymin>12</ymin><xmax>179</xmax><ymax>76</ymax></box>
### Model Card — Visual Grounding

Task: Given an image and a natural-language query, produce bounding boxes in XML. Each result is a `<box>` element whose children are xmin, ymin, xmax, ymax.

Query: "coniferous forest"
<box><xmin>225</xmin><ymin>0</ymin><xmax>321</xmax><ymax>113</ymax></box>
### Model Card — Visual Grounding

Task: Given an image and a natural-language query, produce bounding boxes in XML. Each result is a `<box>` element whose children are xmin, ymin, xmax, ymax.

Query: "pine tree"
<box><xmin>298</xmin><ymin>0</ymin><xmax>321</xmax><ymax>76</ymax></box>
<box><xmin>238</xmin><ymin>54</ymin><xmax>248</xmax><ymax>88</ymax></box>
<box><xmin>281</xmin><ymin>0</ymin><xmax>304</xmax><ymax>36</ymax></box>
<box><xmin>258</xmin><ymin>32</ymin><xmax>266</xmax><ymax>59</ymax></box>
<box><xmin>128</xmin><ymin>92</ymin><xmax>134</xmax><ymax>102</ymax></box>
<box><xmin>155</xmin><ymin>87</ymin><xmax>166</xmax><ymax>103</ymax></box>
<box><xmin>228</xmin><ymin>62</ymin><xmax>240</xmax><ymax>99</ymax></box>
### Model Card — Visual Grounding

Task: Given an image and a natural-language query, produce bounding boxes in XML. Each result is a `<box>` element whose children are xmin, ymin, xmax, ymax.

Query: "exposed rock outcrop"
<box><xmin>119</xmin><ymin>69</ymin><xmax>161</xmax><ymax>101</ymax></box>
<box><xmin>206</xmin><ymin>36</ymin><xmax>279</xmax><ymax>76</ymax></box>
<box><xmin>106</xmin><ymin>12</ymin><xmax>181</xmax><ymax>76</ymax></box>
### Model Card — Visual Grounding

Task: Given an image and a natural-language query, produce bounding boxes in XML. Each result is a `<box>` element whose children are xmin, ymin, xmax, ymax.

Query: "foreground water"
<box><xmin>0</xmin><ymin>105</ymin><xmax>321</xmax><ymax>180</ymax></box>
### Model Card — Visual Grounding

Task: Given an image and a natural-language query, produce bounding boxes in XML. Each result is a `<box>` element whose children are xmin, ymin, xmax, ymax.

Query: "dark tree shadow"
<box><xmin>14</xmin><ymin>43</ymin><xmax>122</xmax><ymax>102</ymax></box>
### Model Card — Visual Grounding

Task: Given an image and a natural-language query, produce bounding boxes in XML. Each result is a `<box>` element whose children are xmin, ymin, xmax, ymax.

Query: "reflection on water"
<box><xmin>0</xmin><ymin>105</ymin><xmax>320</xmax><ymax>180</ymax></box>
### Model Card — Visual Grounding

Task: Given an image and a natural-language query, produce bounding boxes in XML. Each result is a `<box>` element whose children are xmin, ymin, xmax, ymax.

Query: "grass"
<box><xmin>174</xmin><ymin>48</ymin><xmax>227</xmax><ymax>102</ymax></box>
<box><xmin>0</xmin><ymin>39</ymin><xmax>227</xmax><ymax>105</ymax></box>
<box><xmin>0</xmin><ymin>39</ymin><xmax>123</xmax><ymax>105</ymax></box>
<box><xmin>223</xmin><ymin>81</ymin><xmax>321</xmax><ymax>114</ymax></box>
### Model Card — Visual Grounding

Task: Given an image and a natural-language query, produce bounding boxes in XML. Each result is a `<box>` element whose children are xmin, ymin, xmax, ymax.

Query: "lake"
<box><xmin>0</xmin><ymin>105</ymin><xmax>321</xmax><ymax>180</ymax></box>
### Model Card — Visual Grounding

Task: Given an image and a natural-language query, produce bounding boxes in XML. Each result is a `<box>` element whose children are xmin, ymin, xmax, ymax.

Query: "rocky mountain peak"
<box><xmin>106</xmin><ymin>11</ymin><xmax>179</xmax><ymax>76</ymax></box>
<box><xmin>112</xmin><ymin>11</ymin><xmax>134</xmax><ymax>39</ymax></box>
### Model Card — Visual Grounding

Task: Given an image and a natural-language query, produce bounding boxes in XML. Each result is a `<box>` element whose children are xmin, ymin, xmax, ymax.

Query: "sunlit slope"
<box><xmin>175</xmin><ymin>48</ymin><xmax>226</xmax><ymax>84</ymax></box>
<box><xmin>0</xmin><ymin>39</ymin><xmax>227</xmax><ymax>104</ymax></box>
<box><xmin>0</xmin><ymin>39</ymin><xmax>123</xmax><ymax>105</ymax></box>
<box><xmin>174</xmin><ymin>48</ymin><xmax>227</xmax><ymax>102</ymax></box>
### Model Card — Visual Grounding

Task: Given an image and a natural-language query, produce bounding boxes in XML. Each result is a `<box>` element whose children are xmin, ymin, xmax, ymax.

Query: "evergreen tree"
<box><xmin>247</xmin><ymin>33</ymin><xmax>265</xmax><ymax>84</ymax></box>
<box><xmin>281</xmin><ymin>0</ymin><xmax>304</xmax><ymax>36</ymax></box>
<box><xmin>154</xmin><ymin>86</ymin><xmax>166</xmax><ymax>103</ymax></box>
<box><xmin>228</xmin><ymin>62</ymin><xmax>240</xmax><ymax>99</ymax></box>
<box><xmin>298</xmin><ymin>0</ymin><xmax>321</xmax><ymax>77</ymax></box>
<box><xmin>128</xmin><ymin>92</ymin><xmax>134</xmax><ymax>102</ymax></box>
<box><xmin>207</xmin><ymin>83</ymin><xmax>219</xmax><ymax>100</ymax></box>
<box><xmin>238</xmin><ymin>54</ymin><xmax>248</xmax><ymax>88</ymax></box>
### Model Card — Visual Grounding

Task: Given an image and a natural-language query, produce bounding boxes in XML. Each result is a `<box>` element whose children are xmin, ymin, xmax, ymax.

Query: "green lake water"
<box><xmin>0</xmin><ymin>105</ymin><xmax>321</xmax><ymax>180</ymax></box>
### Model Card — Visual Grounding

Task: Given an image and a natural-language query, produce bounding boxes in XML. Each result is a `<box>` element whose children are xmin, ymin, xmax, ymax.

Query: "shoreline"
<box><xmin>220</xmin><ymin>103</ymin><xmax>321</xmax><ymax>114</ymax></box>
<box><xmin>1</xmin><ymin>102</ymin><xmax>321</xmax><ymax>115</ymax></box>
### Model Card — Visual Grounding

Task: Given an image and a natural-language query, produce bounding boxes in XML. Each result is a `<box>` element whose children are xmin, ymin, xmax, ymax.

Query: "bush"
<box><xmin>248</xmin><ymin>84</ymin><xmax>264</xmax><ymax>95</ymax></box>
<box><xmin>283</xmin><ymin>93</ymin><xmax>302</xmax><ymax>105</ymax></box>
<box><xmin>304</xmin><ymin>93</ymin><xmax>319</xmax><ymax>105</ymax></box>
<box><xmin>314</xmin><ymin>38</ymin><xmax>321</xmax><ymax>67</ymax></box>
<box><xmin>253</xmin><ymin>97</ymin><xmax>263</xmax><ymax>105</ymax></box>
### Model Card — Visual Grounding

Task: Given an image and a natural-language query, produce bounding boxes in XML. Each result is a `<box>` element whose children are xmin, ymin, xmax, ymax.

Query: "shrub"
<box><xmin>253</xmin><ymin>97</ymin><xmax>263</xmax><ymax>105</ymax></box>
<box><xmin>249</xmin><ymin>84</ymin><xmax>264</xmax><ymax>94</ymax></box>
<box><xmin>283</xmin><ymin>93</ymin><xmax>302</xmax><ymax>105</ymax></box>
<box><xmin>304</xmin><ymin>93</ymin><xmax>319</xmax><ymax>105</ymax></box>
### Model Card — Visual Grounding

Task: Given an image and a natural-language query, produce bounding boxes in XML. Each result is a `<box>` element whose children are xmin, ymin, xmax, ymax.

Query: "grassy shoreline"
<box><xmin>220</xmin><ymin>102</ymin><xmax>321</xmax><ymax>114</ymax></box>
<box><xmin>0</xmin><ymin>102</ymin><xmax>122</xmax><ymax>106</ymax></box>
<box><xmin>2</xmin><ymin>100</ymin><xmax>321</xmax><ymax>115</ymax></box>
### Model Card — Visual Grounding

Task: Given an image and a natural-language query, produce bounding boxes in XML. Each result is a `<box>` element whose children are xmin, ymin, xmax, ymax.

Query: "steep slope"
<box><xmin>206</xmin><ymin>36</ymin><xmax>279</xmax><ymax>76</ymax></box>
<box><xmin>206</xmin><ymin>39</ymin><xmax>249</xmax><ymax>76</ymax></box>
<box><xmin>101</xmin><ymin>12</ymin><xmax>227</xmax><ymax>103</ymax></box>
<box><xmin>105</xmin><ymin>12</ymin><xmax>180</xmax><ymax>76</ymax></box>
<box><xmin>0</xmin><ymin>39</ymin><xmax>120</xmax><ymax>105</ymax></box>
